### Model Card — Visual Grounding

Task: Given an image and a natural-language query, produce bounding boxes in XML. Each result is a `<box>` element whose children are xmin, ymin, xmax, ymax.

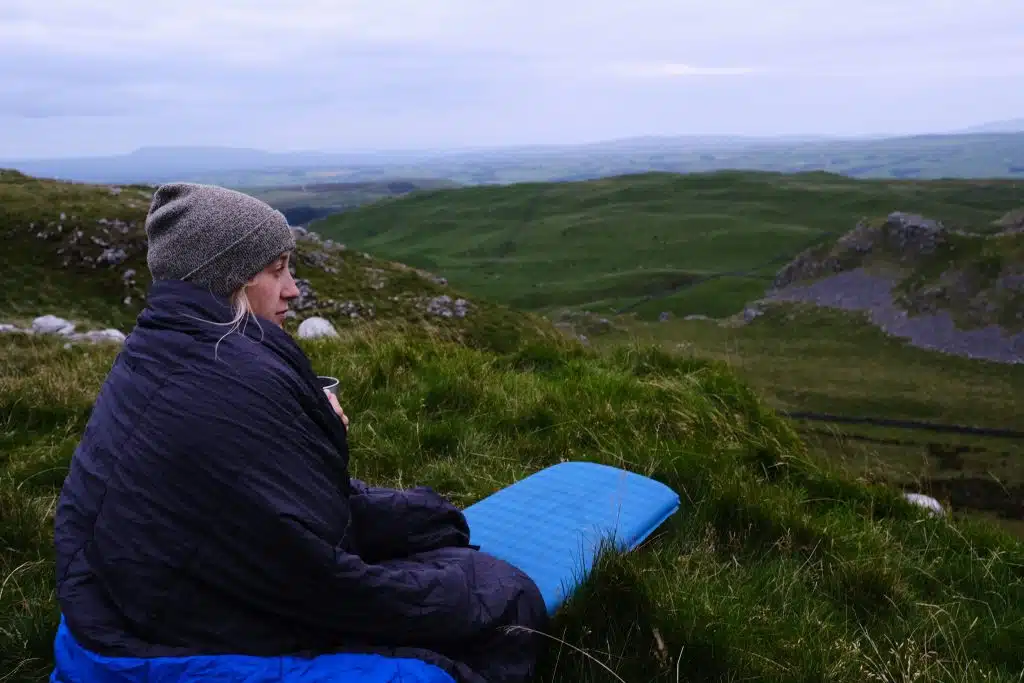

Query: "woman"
<box><xmin>51</xmin><ymin>183</ymin><xmax>548</xmax><ymax>683</ymax></box>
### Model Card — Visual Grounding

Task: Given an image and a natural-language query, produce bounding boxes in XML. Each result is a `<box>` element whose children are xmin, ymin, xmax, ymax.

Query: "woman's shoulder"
<box><xmin>123</xmin><ymin>318</ymin><xmax>314</xmax><ymax>413</ymax></box>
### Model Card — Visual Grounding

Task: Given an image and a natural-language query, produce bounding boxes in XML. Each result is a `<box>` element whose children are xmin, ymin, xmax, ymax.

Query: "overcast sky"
<box><xmin>2</xmin><ymin>0</ymin><xmax>1023</xmax><ymax>158</ymax></box>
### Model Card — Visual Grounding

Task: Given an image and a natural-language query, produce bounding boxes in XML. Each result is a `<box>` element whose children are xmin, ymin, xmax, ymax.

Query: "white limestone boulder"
<box><xmin>32</xmin><ymin>315</ymin><xmax>75</xmax><ymax>335</ymax></box>
<box><xmin>297</xmin><ymin>316</ymin><xmax>339</xmax><ymax>339</ymax></box>
<box><xmin>903</xmin><ymin>492</ymin><xmax>944</xmax><ymax>516</ymax></box>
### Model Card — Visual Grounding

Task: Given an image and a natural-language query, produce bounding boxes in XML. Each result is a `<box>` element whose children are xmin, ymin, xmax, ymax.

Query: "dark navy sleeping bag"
<box><xmin>51</xmin><ymin>279</ymin><xmax>547</xmax><ymax>683</ymax></box>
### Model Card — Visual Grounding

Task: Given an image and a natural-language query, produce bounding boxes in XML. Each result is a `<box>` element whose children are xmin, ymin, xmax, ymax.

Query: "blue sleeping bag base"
<box><xmin>50</xmin><ymin>615</ymin><xmax>455</xmax><ymax>682</ymax></box>
<box><xmin>463</xmin><ymin>460</ymin><xmax>680</xmax><ymax>615</ymax></box>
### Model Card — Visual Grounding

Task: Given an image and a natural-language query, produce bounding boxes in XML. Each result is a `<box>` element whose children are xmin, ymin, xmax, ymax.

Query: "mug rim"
<box><xmin>317</xmin><ymin>375</ymin><xmax>339</xmax><ymax>389</ymax></box>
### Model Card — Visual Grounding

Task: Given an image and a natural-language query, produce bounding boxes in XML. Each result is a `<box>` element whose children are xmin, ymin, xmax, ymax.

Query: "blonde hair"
<box><xmin>184</xmin><ymin>283</ymin><xmax>265</xmax><ymax>360</ymax></box>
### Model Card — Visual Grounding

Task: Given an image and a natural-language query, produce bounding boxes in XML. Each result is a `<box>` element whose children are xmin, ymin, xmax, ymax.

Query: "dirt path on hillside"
<box><xmin>765</xmin><ymin>268</ymin><xmax>1024</xmax><ymax>364</ymax></box>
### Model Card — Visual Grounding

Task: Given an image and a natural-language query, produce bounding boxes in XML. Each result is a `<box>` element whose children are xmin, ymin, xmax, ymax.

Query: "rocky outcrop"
<box><xmin>26</xmin><ymin>214</ymin><xmax>148</xmax><ymax>307</ymax></box>
<box><xmin>764</xmin><ymin>210</ymin><xmax>1024</xmax><ymax>362</ymax></box>
<box><xmin>994</xmin><ymin>209</ymin><xmax>1024</xmax><ymax>234</ymax></box>
<box><xmin>0</xmin><ymin>315</ymin><xmax>127</xmax><ymax>345</ymax></box>
<box><xmin>424</xmin><ymin>295</ymin><xmax>470</xmax><ymax>319</ymax></box>
<box><xmin>773</xmin><ymin>212</ymin><xmax>948</xmax><ymax>290</ymax></box>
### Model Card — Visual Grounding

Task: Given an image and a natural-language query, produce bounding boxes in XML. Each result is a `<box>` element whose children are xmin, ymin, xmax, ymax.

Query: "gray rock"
<box><xmin>71</xmin><ymin>329</ymin><xmax>127</xmax><ymax>344</ymax></box>
<box><xmin>292</xmin><ymin>278</ymin><xmax>317</xmax><ymax>311</ymax></box>
<box><xmin>0</xmin><ymin>323</ymin><xmax>19</xmax><ymax>333</ymax></box>
<box><xmin>996</xmin><ymin>272</ymin><xmax>1024</xmax><ymax>294</ymax></box>
<box><xmin>297</xmin><ymin>316</ymin><xmax>338</xmax><ymax>339</ymax></box>
<box><xmin>882</xmin><ymin>212</ymin><xmax>946</xmax><ymax>257</ymax></box>
<box><xmin>903</xmin><ymin>492</ymin><xmax>944</xmax><ymax>516</ymax></box>
<box><xmin>32</xmin><ymin>315</ymin><xmax>75</xmax><ymax>335</ymax></box>
<box><xmin>659</xmin><ymin>311</ymin><xmax>671</xmax><ymax>322</ymax></box>
<box><xmin>97</xmin><ymin>247</ymin><xmax>128</xmax><ymax>266</ymax></box>
<box><xmin>743</xmin><ymin>305</ymin><xmax>764</xmax><ymax>323</ymax></box>
<box><xmin>425</xmin><ymin>295</ymin><xmax>470</xmax><ymax>318</ymax></box>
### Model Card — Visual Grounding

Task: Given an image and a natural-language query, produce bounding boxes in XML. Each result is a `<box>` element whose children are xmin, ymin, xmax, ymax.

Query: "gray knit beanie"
<box><xmin>145</xmin><ymin>182</ymin><xmax>296</xmax><ymax>298</ymax></box>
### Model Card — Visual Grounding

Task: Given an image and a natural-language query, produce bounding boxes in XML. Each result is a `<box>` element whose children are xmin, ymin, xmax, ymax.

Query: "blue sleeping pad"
<box><xmin>463</xmin><ymin>461</ymin><xmax>680</xmax><ymax>614</ymax></box>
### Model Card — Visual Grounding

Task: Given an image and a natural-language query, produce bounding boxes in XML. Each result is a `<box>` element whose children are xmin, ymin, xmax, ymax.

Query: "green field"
<box><xmin>601</xmin><ymin>305</ymin><xmax>1024</xmax><ymax>430</ymax></box>
<box><xmin>315</xmin><ymin>171</ymin><xmax>1024</xmax><ymax>318</ymax></box>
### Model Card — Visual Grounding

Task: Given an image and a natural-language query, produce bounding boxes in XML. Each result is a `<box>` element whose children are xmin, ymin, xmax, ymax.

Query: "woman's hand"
<box><xmin>324</xmin><ymin>390</ymin><xmax>349</xmax><ymax>427</ymax></box>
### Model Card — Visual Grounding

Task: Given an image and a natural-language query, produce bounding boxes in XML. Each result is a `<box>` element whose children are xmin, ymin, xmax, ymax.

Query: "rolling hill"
<box><xmin>313</xmin><ymin>170</ymin><xmax>1024</xmax><ymax>318</ymax></box>
<box><xmin>0</xmin><ymin>169</ymin><xmax>556</xmax><ymax>353</ymax></box>
<box><xmin>244</xmin><ymin>178</ymin><xmax>460</xmax><ymax>226</ymax></box>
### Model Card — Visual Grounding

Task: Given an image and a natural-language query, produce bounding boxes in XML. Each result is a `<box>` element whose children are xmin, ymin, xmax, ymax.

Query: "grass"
<box><xmin>582</xmin><ymin>303</ymin><xmax>1024</xmax><ymax>539</ymax></box>
<box><xmin>0</xmin><ymin>169</ymin><xmax>156</xmax><ymax>330</ymax></box>
<box><xmin>3</xmin><ymin>327</ymin><xmax>1024</xmax><ymax>682</ymax></box>
<box><xmin>4</xmin><ymin>168</ymin><xmax>1024</xmax><ymax>681</ymax></box>
<box><xmin>598</xmin><ymin>304</ymin><xmax>1024</xmax><ymax>431</ymax></box>
<box><xmin>314</xmin><ymin>170</ymin><xmax>1024</xmax><ymax>318</ymax></box>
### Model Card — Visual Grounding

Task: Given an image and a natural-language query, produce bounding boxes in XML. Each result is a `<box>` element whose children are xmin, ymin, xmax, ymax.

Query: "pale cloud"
<box><xmin>1</xmin><ymin>0</ymin><xmax>1023</xmax><ymax>158</ymax></box>
<box><xmin>607</xmin><ymin>63</ymin><xmax>760</xmax><ymax>79</ymax></box>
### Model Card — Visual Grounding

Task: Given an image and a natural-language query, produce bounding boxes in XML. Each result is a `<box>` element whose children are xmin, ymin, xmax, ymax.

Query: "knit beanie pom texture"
<box><xmin>145</xmin><ymin>182</ymin><xmax>296</xmax><ymax>298</ymax></box>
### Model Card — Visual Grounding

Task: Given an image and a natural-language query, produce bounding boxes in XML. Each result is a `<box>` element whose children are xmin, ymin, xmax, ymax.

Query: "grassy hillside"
<box><xmin>4</xmin><ymin>169</ymin><xmax>1024</xmax><ymax>681</ymax></box>
<box><xmin>575</xmin><ymin>301</ymin><xmax>1024</xmax><ymax>537</ymax></box>
<box><xmin>5</xmin><ymin>328</ymin><xmax>1024</xmax><ymax>682</ymax></box>
<box><xmin>314</xmin><ymin>171</ymin><xmax>1024</xmax><ymax>318</ymax></box>
<box><xmin>245</xmin><ymin>178</ymin><xmax>460</xmax><ymax>226</ymax></box>
<box><xmin>0</xmin><ymin>169</ymin><xmax>556</xmax><ymax>353</ymax></box>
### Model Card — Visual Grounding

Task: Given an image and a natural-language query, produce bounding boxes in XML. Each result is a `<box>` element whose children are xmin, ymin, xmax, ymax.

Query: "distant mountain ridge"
<box><xmin>955</xmin><ymin>118</ymin><xmax>1024</xmax><ymax>134</ymax></box>
<box><xmin>3</xmin><ymin>128</ymin><xmax>1024</xmax><ymax>186</ymax></box>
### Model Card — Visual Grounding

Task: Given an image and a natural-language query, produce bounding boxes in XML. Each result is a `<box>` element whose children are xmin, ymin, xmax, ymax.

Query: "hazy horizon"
<box><xmin>3</xmin><ymin>0</ymin><xmax>1023</xmax><ymax>159</ymax></box>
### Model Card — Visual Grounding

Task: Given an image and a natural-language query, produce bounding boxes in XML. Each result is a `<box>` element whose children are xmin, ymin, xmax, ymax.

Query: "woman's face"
<box><xmin>245</xmin><ymin>252</ymin><xmax>300</xmax><ymax>326</ymax></box>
